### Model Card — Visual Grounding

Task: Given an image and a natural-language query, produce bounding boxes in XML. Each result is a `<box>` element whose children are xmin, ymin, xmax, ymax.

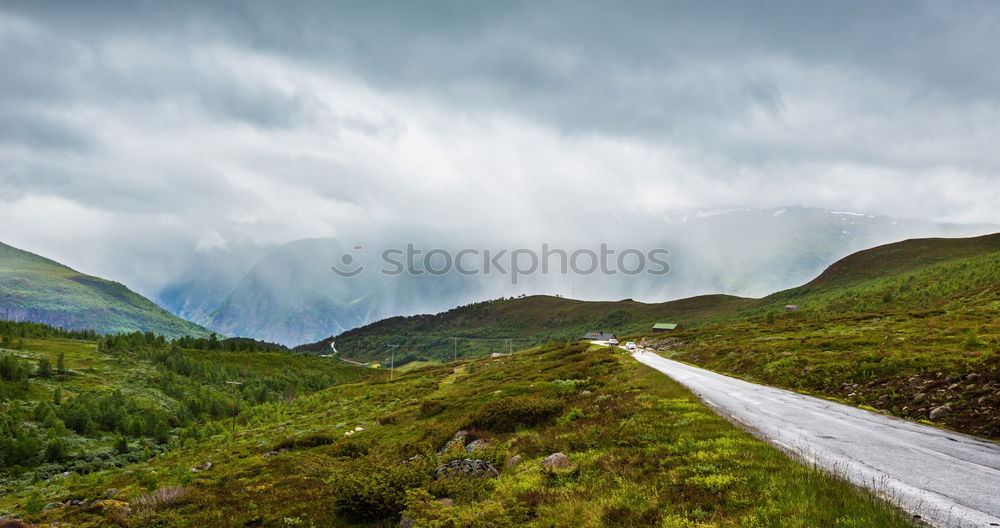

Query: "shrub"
<box><xmin>402</xmin><ymin>488</ymin><xmax>527</xmax><ymax>527</ymax></box>
<box><xmin>468</xmin><ymin>396</ymin><xmax>563</xmax><ymax>433</ymax></box>
<box><xmin>273</xmin><ymin>432</ymin><xmax>336</xmax><ymax>450</ymax></box>
<box><xmin>377</xmin><ymin>409</ymin><xmax>407</xmax><ymax>425</ymax></box>
<box><xmin>329</xmin><ymin>460</ymin><xmax>429</xmax><ymax>522</ymax></box>
<box><xmin>329</xmin><ymin>437</ymin><xmax>371</xmax><ymax>458</ymax></box>
<box><xmin>418</xmin><ymin>400</ymin><xmax>445</xmax><ymax>418</ymax></box>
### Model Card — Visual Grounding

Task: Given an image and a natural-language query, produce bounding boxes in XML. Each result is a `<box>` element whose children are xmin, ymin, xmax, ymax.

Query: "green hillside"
<box><xmin>0</xmin><ymin>323</ymin><xmax>366</xmax><ymax>489</ymax></box>
<box><xmin>299</xmin><ymin>233</ymin><xmax>1000</xmax><ymax>440</ymax></box>
<box><xmin>303</xmin><ymin>233</ymin><xmax>999</xmax><ymax>363</ymax></box>
<box><xmin>643</xmin><ymin>233</ymin><xmax>1000</xmax><ymax>439</ymax></box>
<box><xmin>0</xmin><ymin>242</ymin><xmax>211</xmax><ymax>339</ymax></box>
<box><xmin>1</xmin><ymin>337</ymin><xmax>912</xmax><ymax>527</ymax></box>
<box><xmin>297</xmin><ymin>294</ymin><xmax>751</xmax><ymax>361</ymax></box>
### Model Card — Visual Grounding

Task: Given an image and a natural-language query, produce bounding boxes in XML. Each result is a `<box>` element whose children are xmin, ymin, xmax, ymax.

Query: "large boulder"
<box><xmin>540</xmin><ymin>452</ymin><xmax>571</xmax><ymax>469</ymax></box>
<box><xmin>433</xmin><ymin>459</ymin><xmax>499</xmax><ymax>480</ymax></box>
<box><xmin>929</xmin><ymin>404</ymin><xmax>952</xmax><ymax>421</ymax></box>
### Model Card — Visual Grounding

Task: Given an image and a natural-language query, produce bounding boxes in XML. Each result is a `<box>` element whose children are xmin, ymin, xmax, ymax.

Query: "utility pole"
<box><xmin>387</xmin><ymin>345</ymin><xmax>400</xmax><ymax>380</ymax></box>
<box><xmin>225</xmin><ymin>381</ymin><xmax>243</xmax><ymax>437</ymax></box>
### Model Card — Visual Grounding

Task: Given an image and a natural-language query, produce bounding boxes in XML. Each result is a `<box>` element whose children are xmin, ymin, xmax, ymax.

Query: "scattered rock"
<box><xmin>966</xmin><ymin>373</ymin><xmax>980</xmax><ymax>381</ymax></box>
<box><xmin>437</xmin><ymin>431</ymin><xmax>468</xmax><ymax>456</ymax></box>
<box><xmin>947</xmin><ymin>383</ymin><xmax>960</xmax><ymax>391</ymax></box>
<box><xmin>929</xmin><ymin>405</ymin><xmax>952</xmax><ymax>421</ymax></box>
<box><xmin>398</xmin><ymin>516</ymin><xmax>414</xmax><ymax>528</ymax></box>
<box><xmin>433</xmin><ymin>459</ymin><xmax>499</xmax><ymax>480</ymax></box>
<box><xmin>191</xmin><ymin>461</ymin><xmax>212</xmax><ymax>472</ymax></box>
<box><xmin>581</xmin><ymin>390</ymin><xmax>592</xmax><ymax>395</ymax></box>
<box><xmin>507</xmin><ymin>454</ymin><xmax>523</xmax><ymax>467</ymax></box>
<box><xmin>354</xmin><ymin>426</ymin><xmax>364</xmax><ymax>432</ymax></box>
<box><xmin>437</xmin><ymin>498</ymin><xmax>454</xmax><ymax>508</ymax></box>
<box><xmin>104</xmin><ymin>488</ymin><xmax>119</xmax><ymax>496</ymax></box>
<box><xmin>43</xmin><ymin>502</ymin><xmax>62</xmax><ymax>511</ymax></box>
<box><xmin>877</xmin><ymin>394</ymin><xmax>890</xmax><ymax>403</ymax></box>
<box><xmin>913</xmin><ymin>393</ymin><xmax>927</xmax><ymax>403</ymax></box>
<box><xmin>540</xmin><ymin>452</ymin><xmax>571</xmax><ymax>469</ymax></box>
<box><xmin>978</xmin><ymin>396</ymin><xmax>988</xmax><ymax>405</ymax></box>
<box><xmin>399</xmin><ymin>454</ymin><xmax>424</xmax><ymax>466</ymax></box>
<box><xmin>465</xmin><ymin>439</ymin><xmax>488</xmax><ymax>453</ymax></box>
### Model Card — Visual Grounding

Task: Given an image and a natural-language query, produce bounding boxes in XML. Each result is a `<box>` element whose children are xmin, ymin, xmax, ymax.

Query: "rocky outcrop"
<box><xmin>437</xmin><ymin>431</ymin><xmax>468</xmax><ymax>455</ymax></box>
<box><xmin>433</xmin><ymin>459</ymin><xmax>499</xmax><ymax>480</ymax></box>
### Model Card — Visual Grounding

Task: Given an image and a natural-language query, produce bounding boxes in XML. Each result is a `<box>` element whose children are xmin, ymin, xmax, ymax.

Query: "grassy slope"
<box><xmin>300</xmin><ymin>234</ymin><xmax>999</xmax><ymax>362</ymax></box>
<box><xmin>641</xmin><ymin>233</ymin><xmax>1000</xmax><ymax>439</ymax></box>
<box><xmin>302</xmin><ymin>233</ymin><xmax>1000</xmax><ymax>439</ymax></box>
<box><xmin>0</xmin><ymin>334</ymin><xmax>366</xmax><ymax>489</ymax></box>
<box><xmin>0</xmin><ymin>242</ymin><xmax>210</xmax><ymax>339</ymax></box>
<box><xmin>3</xmin><ymin>342</ymin><xmax>912</xmax><ymax>528</ymax></box>
<box><xmin>298</xmin><ymin>294</ymin><xmax>752</xmax><ymax>361</ymax></box>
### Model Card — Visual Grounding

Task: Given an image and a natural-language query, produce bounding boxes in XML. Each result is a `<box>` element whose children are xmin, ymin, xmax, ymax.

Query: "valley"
<box><xmin>0</xmin><ymin>233</ymin><xmax>996</xmax><ymax>527</ymax></box>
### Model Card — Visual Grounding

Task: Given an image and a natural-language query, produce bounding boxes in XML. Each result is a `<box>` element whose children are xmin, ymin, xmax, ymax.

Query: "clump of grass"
<box><xmin>468</xmin><ymin>395</ymin><xmax>563</xmax><ymax>433</ymax></box>
<box><xmin>273</xmin><ymin>432</ymin><xmax>336</xmax><ymax>450</ymax></box>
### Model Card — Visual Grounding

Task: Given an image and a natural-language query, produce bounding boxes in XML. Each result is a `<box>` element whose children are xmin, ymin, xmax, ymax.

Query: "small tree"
<box><xmin>37</xmin><ymin>357</ymin><xmax>53</xmax><ymax>378</ymax></box>
<box><xmin>115</xmin><ymin>434</ymin><xmax>129</xmax><ymax>454</ymax></box>
<box><xmin>56</xmin><ymin>351</ymin><xmax>66</xmax><ymax>374</ymax></box>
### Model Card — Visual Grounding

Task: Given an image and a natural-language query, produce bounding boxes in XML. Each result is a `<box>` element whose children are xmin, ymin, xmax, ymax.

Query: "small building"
<box><xmin>490</xmin><ymin>352</ymin><xmax>511</xmax><ymax>358</ymax></box>
<box><xmin>652</xmin><ymin>323</ymin><xmax>678</xmax><ymax>333</ymax></box>
<box><xmin>582</xmin><ymin>331</ymin><xmax>617</xmax><ymax>341</ymax></box>
<box><xmin>608</xmin><ymin>338</ymin><xmax>619</xmax><ymax>346</ymax></box>
<box><xmin>785</xmin><ymin>305</ymin><xmax>799</xmax><ymax>311</ymax></box>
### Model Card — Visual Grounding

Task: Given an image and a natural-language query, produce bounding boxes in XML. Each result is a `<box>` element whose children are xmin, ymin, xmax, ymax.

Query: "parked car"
<box><xmin>625</xmin><ymin>341</ymin><xmax>637</xmax><ymax>351</ymax></box>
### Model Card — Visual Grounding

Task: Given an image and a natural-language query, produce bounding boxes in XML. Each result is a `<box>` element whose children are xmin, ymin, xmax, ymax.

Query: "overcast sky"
<box><xmin>2</xmin><ymin>1</ymin><xmax>999</xmax><ymax>293</ymax></box>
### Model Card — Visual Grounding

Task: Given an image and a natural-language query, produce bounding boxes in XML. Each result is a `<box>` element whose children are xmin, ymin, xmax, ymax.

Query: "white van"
<box><xmin>625</xmin><ymin>341</ymin><xmax>637</xmax><ymax>351</ymax></box>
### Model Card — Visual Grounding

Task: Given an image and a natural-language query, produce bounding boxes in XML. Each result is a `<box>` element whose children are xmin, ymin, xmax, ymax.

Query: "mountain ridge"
<box><xmin>299</xmin><ymin>232</ymin><xmax>1000</xmax><ymax>360</ymax></box>
<box><xmin>0</xmin><ymin>241</ymin><xmax>212</xmax><ymax>338</ymax></box>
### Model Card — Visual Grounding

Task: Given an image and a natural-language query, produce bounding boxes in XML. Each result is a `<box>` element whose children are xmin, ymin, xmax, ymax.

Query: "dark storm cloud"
<box><xmin>1</xmin><ymin>0</ymin><xmax>999</xmax><ymax>293</ymax></box>
<box><xmin>6</xmin><ymin>1</ymin><xmax>1000</xmax><ymax>164</ymax></box>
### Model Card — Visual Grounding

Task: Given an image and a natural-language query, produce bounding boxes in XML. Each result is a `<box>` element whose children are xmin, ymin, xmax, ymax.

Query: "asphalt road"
<box><xmin>631</xmin><ymin>349</ymin><xmax>1000</xmax><ymax>528</ymax></box>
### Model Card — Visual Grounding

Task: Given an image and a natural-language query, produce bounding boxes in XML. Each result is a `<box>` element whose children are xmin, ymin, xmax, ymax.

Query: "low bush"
<box><xmin>328</xmin><ymin>437</ymin><xmax>372</xmax><ymax>458</ymax></box>
<box><xmin>273</xmin><ymin>432</ymin><xmax>335</xmax><ymax>451</ymax></box>
<box><xmin>418</xmin><ymin>400</ymin><xmax>445</xmax><ymax>418</ymax></box>
<box><xmin>329</xmin><ymin>459</ymin><xmax>429</xmax><ymax>522</ymax></box>
<box><xmin>468</xmin><ymin>396</ymin><xmax>563</xmax><ymax>433</ymax></box>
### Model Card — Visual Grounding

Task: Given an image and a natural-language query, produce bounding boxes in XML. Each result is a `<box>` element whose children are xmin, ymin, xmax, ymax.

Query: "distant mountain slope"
<box><xmin>799</xmin><ymin>232</ymin><xmax>1000</xmax><ymax>290</ymax></box>
<box><xmin>206</xmin><ymin>239</ymin><xmax>382</xmax><ymax>345</ymax></box>
<box><xmin>297</xmin><ymin>294</ymin><xmax>752</xmax><ymax>360</ymax></box>
<box><xmin>756</xmin><ymin>232</ymin><xmax>1000</xmax><ymax>314</ymax></box>
<box><xmin>300</xmin><ymin>232</ymin><xmax>1000</xmax><ymax>360</ymax></box>
<box><xmin>0</xmin><ymin>241</ymin><xmax>211</xmax><ymax>338</ymax></box>
<box><xmin>164</xmin><ymin>206</ymin><xmax>995</xmax><ymax>346</ymax></box>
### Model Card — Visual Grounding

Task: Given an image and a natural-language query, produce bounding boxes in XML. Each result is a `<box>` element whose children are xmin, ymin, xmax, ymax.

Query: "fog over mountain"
<box><xmin>2</xmin><ymin>2</ymin><xmax>1000</xmax><ymax>343</ymax></box>
<box><xmin>158</xmin><ymin>206</ymin><xmax>993</xmax><ymax>345</ymax></box>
